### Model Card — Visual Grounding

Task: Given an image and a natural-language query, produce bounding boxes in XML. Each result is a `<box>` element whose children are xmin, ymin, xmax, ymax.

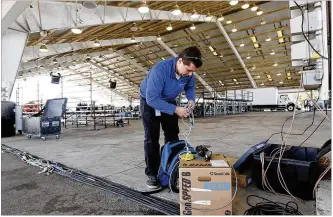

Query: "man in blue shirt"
<box><xmin>140</xmin><ymin>46</ymin><xmax>203</xmax><ymax>189</ymax></box>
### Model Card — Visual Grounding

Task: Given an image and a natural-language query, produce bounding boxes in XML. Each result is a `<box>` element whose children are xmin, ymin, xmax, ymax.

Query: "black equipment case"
<box><xmin>252</xmin><ymin>140</ymin><xmax>331</xmax><ymax>200</ymax></box>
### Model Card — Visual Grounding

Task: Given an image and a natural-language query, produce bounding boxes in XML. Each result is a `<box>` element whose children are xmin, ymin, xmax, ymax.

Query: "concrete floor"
<box><xmin>1</xmin><ymin>153</ymin><xmax>162</xmax><ymax>215</ymax></box>
<box><xmin>2</xmin><ymin>111</ymin><xmax>331</xmax><ymax>215</ymax></box>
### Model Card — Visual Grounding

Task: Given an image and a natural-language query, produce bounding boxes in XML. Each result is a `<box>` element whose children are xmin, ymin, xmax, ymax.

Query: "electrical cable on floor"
<box><xmin>293</xmin><ymin>1</ymin><xmax>330</xmax><ymax>60</ymax></box>
<box><xmin>1</xmin><ymin>144</ymin><xmax>180</xmax><ymax>215</ymax></box>
<box><xmin>243</xmin><ymin>195</ymin><xmax>302</xmax><ymax>215</ymax></box>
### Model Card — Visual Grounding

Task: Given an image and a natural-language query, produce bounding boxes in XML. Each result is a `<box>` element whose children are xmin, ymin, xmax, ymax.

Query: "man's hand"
<box><xmin>175</xmin><ymin>106</ymin><xmax>189</xmax><ymax>118</ymax></box>
<box><xmin>187</xmin><ymin>100</ymin><xmax>195</xmax><ymax>111</ymax></box>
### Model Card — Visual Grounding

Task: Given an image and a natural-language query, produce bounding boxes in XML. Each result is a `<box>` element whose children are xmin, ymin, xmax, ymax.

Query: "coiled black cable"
<box><xmin>244</xmin><ymin>195</ymin><xmax>302</xmax><ymax>215</ymax></box>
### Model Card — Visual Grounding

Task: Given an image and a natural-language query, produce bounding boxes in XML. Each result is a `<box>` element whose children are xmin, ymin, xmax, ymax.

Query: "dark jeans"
<box><xmin>140</xmin><ymin>97</ymin><xmax>179</xmax><ymax>177</ymax></box>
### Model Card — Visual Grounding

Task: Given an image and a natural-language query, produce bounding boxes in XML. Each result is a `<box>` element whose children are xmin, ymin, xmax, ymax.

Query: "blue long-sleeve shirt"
<box><xmin>140</xmin><ymin>57</ymin><xmax>195</xmax><ymax>115</ymax></box>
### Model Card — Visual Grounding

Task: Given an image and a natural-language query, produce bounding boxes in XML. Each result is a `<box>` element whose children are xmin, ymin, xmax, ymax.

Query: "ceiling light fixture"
<box><xmin>260</xmin><ymin>82</ymin><xmax>264</xmax><ymax>86</ymax></box>
<box><xmin>39</xmin><ymin>44</ymin><xmax>48</xmax><ymax>52</ymax></box>
<box><xmin>131</xmin><ymin>37</ymin><xmax>136</xmax><ymax>42</ymax></box>
<box><xmin>277</xmin><ymin>73</ymin><xmax>281</xmax><ymax>76</ymax></box>
<box><xmin>93</xmin><ymin>40</ymin><xmax>101</xmax><ymax>47</ymax></box>
<box><xmin>260</xmin><ymin>18</ymin><xmax>267</xmax><ymax>25</ymax></box>
<box><xmin>251</xmin><ymin>4</ymin><xmax>258</xmax><ymax>11</ymax></box>
<box><xmin>246</xmin><ymin>53</ymin><xmax>251</xmax><ymax>59</ymax></box>
<box><xmin>226</xmin><ymin>19</ymin><xmax>232</xmax><ymax>24</ymax></box>
<box><xmin>138</xmin><ymin>1</ymin><xmax>149</xmax><ymax>13</ymax></box>
<box><xmin>252</xmin><ymin>65</ymin><xmax>256</xmax><ymax>70</ymax></box>
<box><xmin>273</xmin><ymin>62</ymin><xmax>278</xmax><ymax>67</ymax></box>
<box><xmin>166</xmin><ymin>23</ymin><xmax>173</xmax><ymax>31</ymax></box>
<box><xmin>242</xmin><ymin>2</ymin><xmax>250</xmax><ymax>9</ymax></box>
<box><xmin>82</xmin><ymin>1</ymin><xmax>97</xmax><ymax>9</ymax></box>
<box><xmin>231</xmin><ymin>25</ymin><xmax>237</xmax><ymax>32</ymax></box>
<box><xmin>256</xmin><ymin>8</ymin><xmax>263</xmax><ymax>15</ymax></box>
<box><xmin>157</xmin><ymin>35</ymin><xmax>162</xmax><ymax>40</ymax></box>
<box><xmin>218</xmin><ymin>15</ymin><xmax>225</xmax><ymax>21</ymax></box>
<box><xmin>229</xmin><ymin>0</ymin><xmax>238</xmax><ymax>6</ymax></box>
<box><xmin>265</xmin><ymin>36</ymin><xmax>272</xmax><ymax>42</ymax></box>
<box><xmin>190</xmin><ymin>23</ymin><xmax>196</xmax><ymax>30</ymax></box>
<box><xmin>208</xmin><ymin>46</ymin><xmax>215</xmax><ymax>52</ymax></box>
<box><xmin>205</xmin><ymin>13</ymin><xmax>213</xmax><ymax>21</ymax></box>
<box><xmin>270</xmin><ymin>50</ymin><xmax>275</xmax><ymax>55</ymax></box>
<box><xmin>279</xmin><ymin>80</ymin><xmax>283</xmax><ymax>84</ymax></box>
<box><xmin>191</xmin><ymin>10</ymin><xmax>199</xmax><ymax>19</ymax></box>
<box><xmin>230</xmin><ymin>68</ymin><xmax>234</xmax><ymax>72</ymax></box>
<box><xmin>71</xmin><ymin>28</ymin><xmax>82</xmax><ymax>34</ymax></box>
<box><xmin>172</xmin><ymin>4</ymin><xmax>182</xmax><ymax>16</ymax></box>
<box><xmin>239</xmin><ymin>40</ymin><xmax>245</xmax><ymax>47</ymax></box>
<box><xmin>213</xmin><ymin>51</ymin><xmax>218</xmax><ymax>56</ymax></box>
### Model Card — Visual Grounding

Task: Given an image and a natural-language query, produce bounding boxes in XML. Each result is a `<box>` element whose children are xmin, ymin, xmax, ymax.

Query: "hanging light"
<box><xmin>279</xmin><ymin>80</ymin><xmax>283</xmax><ymax>84</ymax></box>
<box><xmin>256</xmin><ymin>8</ymin><xmax>263</xmax><ymax>15</ymax></box>
<box><xmin>265</xmin><ymin>35</ymin><xmax>272</xmax><ymax>42</ymax></box>
<box><xmin>71</xmin><ymin>28</ymin><xmax>82</xmax><ymax>34</ymax></box>
<box><xmin>138</xmin><ymin>1</ymin><xmax>149</xmax><ymax>13</ymax></box>
<box><xmin>190</xmin><ymin>23</ymin><xmax>196</xmax><ymax>30</ymax></box>
<box><xmin>251</xmin><ymin>4</ymin><xmax>258</xmax><ymax>11</ymax></box>
<box><xmin>273</xmin><ymin>61</ymin><xmax>278</xmax><ymax>66</ymax></box>
<box><xmin>231</xmin><ymin>25</ymin><xmax>237</xmax><ymax>32</ymax></box>
<box><xmin>131</xmin><ymin>37</ymin><xmax>136</xmax><ymax>42</ymax></box>
<box><xmin>230</xmin><ymin>68</ymin><xmax>234</xmax><ymax>72</ymax></box>
<box><xmin>172</xmin><ymin>4</ymin><xmax>182</xmax><ymax>16</ymax></box>
<box><xmin>242</xmin><ymin>2</ymin><xmax>250</xmax><ymax>9</ymax></box>
<box><xmin>157</xmin><ymin>35</ymin><xmax>162</xmax><ymax>40</ymax></box>
<box><xmin>239</xmin><ymin>40</ymin><xmax>245</xmax><ymax>47</ymax></box>
<box><xmin>218</xmin><ymin>15</ymin><xmax>225</xmax><ymax>21</ymax></box>
<box><xmin>277</xmin><ymin>73</ymin><xmax>281</xmax><ymax>76</ymax></box>
<box><xmin>229</xmin><ymin>0</ymin><xmax>238</xmax><ymax>6</ymax></box>
<box><xmin>205</xmin><ymin>12</ymin><xmax>213</xmax><ymax>21</ymax></box>
<box><xmin>260</xmin><ymin>82</ymin><xmax>264</xmax><ymax>86</ymax></box>
<box><xmin>166</xmin><ymin>23</ymin><xmax>173</xmax><ymax>31</ymax></box>
<box><xmin>219</xmin><ymin>54</ymin><xmax>224</xmax><ymax>58</ymax></box>
<box><xmin>252</xmin><ymin>65</ymin><xmax>256</xmax><ymax>70</ymax></box>
<box><xmin>52</xmin><ymin>58</ymin><xmax>58</xmax><ymax>64</ymax></box>
<box><xmin>260</xmin><ymin>18</ymin><xmax>267</xmax><ymax>25</ymax></box>
<box><xmin>93</xmin><ymin>40</ymin><xmax>101</xmax><ymax>47</ymax></box>
<box><xmin>246</xmin><ymin>53</ymin><xmax>251</xmax><ymax>59</ymax></box>
<box><xmin>39</xmin><ymin>44</ymin><xmax>48</xmax><ymax>52</ymax></box>
<box><xmin>226</xmin><ymin>19</ymin><xmax>232</xmax><ymax>24</ymax></box>
<box><xmin>270</xmin><ymin>50</ymin><xmax>276</xmax><ymax>55</ymax></box>
<box><xmin>191</xmin><ymin>10</ymin><xmax>199</xmax><ymax>19</ymax></box>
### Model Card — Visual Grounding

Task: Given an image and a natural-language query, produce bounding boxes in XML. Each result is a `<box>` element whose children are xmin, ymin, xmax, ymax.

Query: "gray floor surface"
<box><xmin>2</xmin><ymin>111</ymin><xmax>331</xmax><ymax>215</ymax></box>
<box><xmin>1</xmin><ymin>152</ymin><xmax>162</xmax><ymax>215</ymax></box>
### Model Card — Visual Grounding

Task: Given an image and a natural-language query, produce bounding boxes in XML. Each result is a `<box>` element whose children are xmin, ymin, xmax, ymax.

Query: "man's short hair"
<box><xmin>178</xmin><ymin>46</ymin><xmax>203</xmax><ymax>68</ymax></box>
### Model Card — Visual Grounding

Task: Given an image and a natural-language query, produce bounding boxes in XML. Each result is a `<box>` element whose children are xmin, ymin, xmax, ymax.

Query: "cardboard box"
<box><xmin>225</xmin><ymin>156</ymin><xmax>253</xmax><ymax>188</ymax></box>
<box><xmin>179</xmin><ymin>153</ymin><xmax>232</xmax><ymax>215</ymax></box>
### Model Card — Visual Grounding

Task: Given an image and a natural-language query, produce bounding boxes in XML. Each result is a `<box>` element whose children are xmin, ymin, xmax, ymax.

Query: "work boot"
<box><xmin>146</xmin><ymin>176</ymin><xmax>160</xmax><ymax>189</ymax></box>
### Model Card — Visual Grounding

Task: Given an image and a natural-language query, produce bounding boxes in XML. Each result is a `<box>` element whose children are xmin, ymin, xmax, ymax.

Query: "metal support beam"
<box><xmin>216</xmin><ymin>20</ymin><xmax>257</xmax><ymax>88</ymax></box>
<box><xmin>88</xmin><ymin>60</ymin><xmax>139</xmax><ymax>90</ymax></box>
<box><xmin>23</xmin><ymin>36</ymin><xmax>157</xmax><ymax>62</ymax></box>
<box><xmin>2</xmin><ymin>1</ymin><xmax>32</xmax><ymax>35</ymax></box>
<box><xmin>112</xmin><ymin>49</ymin><xmax>148</xmax><ymax>74</ymax></box>
<box><xmin>13</xmin><ymin>1</ymin><xmax>215</xmax><ymax>33</ymax></box>
<box><xmin>157</xmin><ymin>39</ymin><xmax>219</xmax><ymax>98</ymax></box>
<box><xmin>1</xmin><ymin>29</ymin><xmax>29</xmax><ymax>100</ymax></box>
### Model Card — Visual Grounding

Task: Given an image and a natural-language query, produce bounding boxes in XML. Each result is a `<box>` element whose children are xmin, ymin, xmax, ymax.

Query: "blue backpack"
<box><xmin>158</xmin><ymin>140</ymin><xmax>196</xmax><ymax>192</ymax></box>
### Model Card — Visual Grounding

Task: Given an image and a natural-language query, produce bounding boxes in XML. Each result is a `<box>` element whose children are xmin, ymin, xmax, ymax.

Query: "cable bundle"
<box><xmin>244</xmin><ymin>195</ymin><xmax>302</xmax><ymax>215</ymax></box>
<box><xmin>1</xmin><ymin>144</ymin><xmax>180</xmax><ymax>215</ymax></box>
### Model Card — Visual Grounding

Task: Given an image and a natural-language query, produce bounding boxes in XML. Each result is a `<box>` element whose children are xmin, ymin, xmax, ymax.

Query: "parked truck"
<box><xmin>243</xmin><ymin>87</ymin><xmax>298</xmax><ymax>111</ymax></box>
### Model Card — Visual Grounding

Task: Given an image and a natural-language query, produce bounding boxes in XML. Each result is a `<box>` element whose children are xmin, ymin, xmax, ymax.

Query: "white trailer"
<box><xmin>242</xmin><ymin>87</ymin><xmax>297</xmax><ymax>111</ymax></box>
